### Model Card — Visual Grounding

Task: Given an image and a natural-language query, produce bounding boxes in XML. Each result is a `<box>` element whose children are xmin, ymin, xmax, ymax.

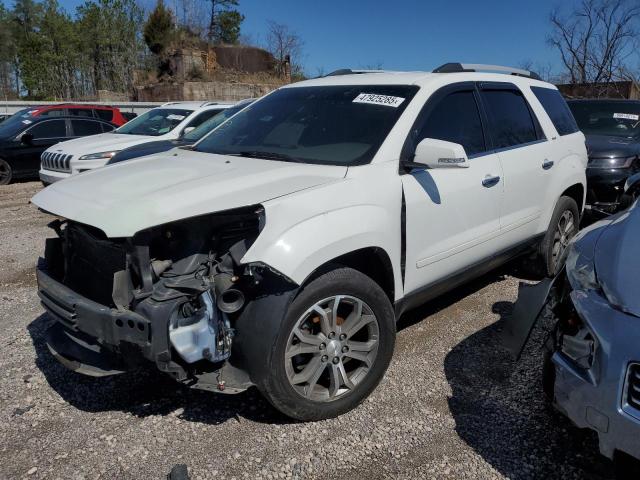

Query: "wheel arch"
<box><xmin>301</xmin><ymin>247</ymin><xmax>396</xmax><ymax>303</ymax></box>
<box><xmin>561</xmin><ymin>182</ymin><xmax>585</xmax><ymax>214</ymax></box>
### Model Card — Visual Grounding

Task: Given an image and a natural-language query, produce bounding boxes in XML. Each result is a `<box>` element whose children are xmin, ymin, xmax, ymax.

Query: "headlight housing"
<box><xmin>565</xmin><ymin>244</ymin><xmax>599</xmax><ymax>291</ymax></box>
<box><xmin>79</xmin><ymin>151</ymin><xmax>120</xmax><ymax>161</ymax></box>
<box><xmin>588</xmin><ymin>155</ymin><xmax>636</xmax><ymax>169</ymax></box>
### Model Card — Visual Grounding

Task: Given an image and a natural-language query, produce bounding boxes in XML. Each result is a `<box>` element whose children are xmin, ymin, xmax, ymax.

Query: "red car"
<box><xmin>24</xmin><ymin>104</ymin><xmax>129</xmax><ymax>126</ymax></box>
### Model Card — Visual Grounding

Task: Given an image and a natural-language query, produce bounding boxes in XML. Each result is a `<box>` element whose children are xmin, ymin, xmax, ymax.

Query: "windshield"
<box><xmin>0</xmin><ymin>108</ymin><xmax>37</xmax><ymax>138</ymax></box>
<box><xmin>116</xmin><ymin>108</ymin><xmax>192</xmax><ymax>136</ymax></box>
<box><xmin>569</xmin><ymin>101</ymin><xmax>640</xmax><ymax>139</ymax></box>
<box><xmin>194</xmin><ymin>85</ymin><xmax>419</xmax><ymax>165</ymax></box>
<box><xmin>183</xmin><ymin>103</ymin><xmax>253</xmax><ymax>142</ymax></box>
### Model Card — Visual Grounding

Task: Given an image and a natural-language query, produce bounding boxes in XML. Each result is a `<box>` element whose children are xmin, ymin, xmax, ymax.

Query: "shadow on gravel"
<box><xmin>27</xmin><ymin>313</ymin><xmax>292</xmax><ymax>426</ymax></box>
<box><xmin>443</xmin><ymin>298</ymin><xmax>615</xmax><ymax>479</ymax></box>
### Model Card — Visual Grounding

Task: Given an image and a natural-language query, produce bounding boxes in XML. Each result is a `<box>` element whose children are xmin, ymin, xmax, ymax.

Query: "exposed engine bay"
<box><xmin>38</xmin><ymin>205</ymin><xmax>292</xmax><ymax>393</ymax></box>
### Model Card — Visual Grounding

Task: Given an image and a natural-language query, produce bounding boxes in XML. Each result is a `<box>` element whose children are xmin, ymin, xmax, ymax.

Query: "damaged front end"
<box><xmin>503</xmin><ymin>219</ymin><xmax>640</xmax><ymax>460</ymax></box>
<box><xmin>38</xmin><ymin>205</ymin><xmax>291</xmax><ymax>393</ymax></box>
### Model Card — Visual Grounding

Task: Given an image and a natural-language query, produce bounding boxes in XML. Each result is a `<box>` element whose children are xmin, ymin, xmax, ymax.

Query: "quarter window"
<box><xmin>416</xmin><ymin>90</ymin><xmax>486</xmax><ymax>156</ymax></box>
<box><xmin>531</xmin><ymin>87</ymin><xmax>578</xmax><ymax>136</ymax></box>
<box><xmin>481</xmin><ymin>89</ymin><xmax>539</xmax><ymax>149</ymax></box>
<box><xmin>28</xmin><ymin>120</ymin><xmax>66</xmax><ymax>138</ymax></box>
<box><xmin>68</xmin><ymin>108</ymin><xmax>94</xmax><ymax>118</ymax></box>
<box><xmin>94</xmin><ymin>109</ymin><xmax>114</xmax><ymax>121</ymax></box>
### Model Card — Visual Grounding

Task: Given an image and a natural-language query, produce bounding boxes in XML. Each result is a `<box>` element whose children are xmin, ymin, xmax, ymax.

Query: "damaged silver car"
<box><xmin>504</xmin><ymin>173</ymin><xmax>640</xmax><ymax>463</ymax></box>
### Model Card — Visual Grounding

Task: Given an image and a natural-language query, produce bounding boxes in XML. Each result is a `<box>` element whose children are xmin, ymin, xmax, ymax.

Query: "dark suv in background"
<box><xmin>568</xmin><ymin>99</ymin><xmax>640</xmax><ymax>215</ymax></box>
<box><xmin>0</xmin><ymin>115</ymin><xmax>116</xmax><ymax>184</ymax></box>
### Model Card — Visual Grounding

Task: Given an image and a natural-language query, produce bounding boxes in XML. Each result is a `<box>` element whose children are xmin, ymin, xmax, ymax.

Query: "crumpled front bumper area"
<box><xmin>37</xmin><ymin>266</ymin><xmax>151</xmax><ymax>376</ymax></box>
<box><xmin>552</xmin><ymin>289</ymin><xmax>640</xmax><ymax>460</ymax></box>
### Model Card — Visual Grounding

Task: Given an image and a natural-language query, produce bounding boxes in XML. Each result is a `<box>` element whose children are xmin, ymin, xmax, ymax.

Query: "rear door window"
<box><xmin>415</xmin><ymin>90</ymin><xmax>486</xmax><ymax>156</ymax></box>
<box><xmin>38</xmin><ymin>108</ymin><xmax>64</xmax><ymax>117</ymax></box>
<box><xmin>480</xmin><ymin>88</ymin><xmax>540</xmax><ymax>149</ymax></box>
<box><xmin>531</xmin><ymin>87</ymin><xmax>578</xmax><ymax>136</ymax></box>
<box><xmin>94</xmin><ymin>109</ymin><xmax>114</xmax><ymax>121</ymax></box>
<box><xmin>68</xmin><ymin>108</ymin><xmax>94</xmax><ymax>118</ymax></box>
<box><xmin>28</xmin><ymin>120</ymin><xmax>67</xmax><ymax>139</ymax></box>
<box><xmin>71</xmin><ymin>119</ymin><xmax>103</xmax><ymax>136</ymax></box>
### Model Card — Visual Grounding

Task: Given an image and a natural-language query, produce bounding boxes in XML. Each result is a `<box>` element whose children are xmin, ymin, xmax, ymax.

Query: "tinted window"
<box><xmin>416</xmin><ymin>91</ymin><xmax>485</xmax><ymax>156</ymax></box>
<box><xmin>71</xmin><ymin>119</ymin><xmax>103</xmax><ymax>136</ymax></box>
<box><xmin>481</xmin><ymin>89</ymin><xmax>538</xmax><ymax>148</ymax></box>
<box><xmin>532</xmin><ymin>87</ymin><xmax>578</xmax><ymax>136</ymax></box>
<box><xmin>101</xmin><ymin>122</ymin><xmax>116</xmax><ymax>132</ymax></box>
<box><xmin>195</xmin><ymin>85</ymin><xmax>420</xmax><ymax>166</ymax></box>
<box><xmin>68</xmin><ymin>108</ymin><xmax>94</xmax><ymax>118</ymax></box>
<box><xmin>38</xmin><ymin>108</ymin><xmax>64</xmax><ymax>117</ymax></box>
<box><xmin>29</xmin><ymin>120</ymin><xmax>66</xmax><ymax>139</ymax></box>
<box><xmin>95</xmin><ymin>109</ymin><xmax>114</xmax><ymax>121</ymax></box>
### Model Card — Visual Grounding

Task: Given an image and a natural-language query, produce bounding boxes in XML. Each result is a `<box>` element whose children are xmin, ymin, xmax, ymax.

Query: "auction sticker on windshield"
<box><xmin>613</xmin><ymin>113</ymin><xmax>640</xmax><ymax>121</ymax></box>
<box><xmin>353</xmin><ymin>93</ymin><xmax>405</xmax><ymax>108</ymax></box>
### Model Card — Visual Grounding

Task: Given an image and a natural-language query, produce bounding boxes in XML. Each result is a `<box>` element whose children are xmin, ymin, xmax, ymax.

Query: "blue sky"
<box><xmin>53</xmin><ymin>0</ymin><xmax>567</xmax><ymax>75</ymax></box>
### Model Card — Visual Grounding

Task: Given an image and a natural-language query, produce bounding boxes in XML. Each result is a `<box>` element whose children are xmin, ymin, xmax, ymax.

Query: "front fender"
<box><xmin>241</xmin><ymin>172</ymin><xmax>403</xmax><ymax>301</ymax></box>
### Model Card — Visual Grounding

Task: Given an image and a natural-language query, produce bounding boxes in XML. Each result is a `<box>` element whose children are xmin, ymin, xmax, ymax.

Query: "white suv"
<box><xmin>39</xmin><ymin>101</ymin><xmax>234</xmax><ymax>184</ymax></box>
<box><xmin>32</xmin><ymin>64</ymin><xmax>587</xmax><ymax>420</ymax></box>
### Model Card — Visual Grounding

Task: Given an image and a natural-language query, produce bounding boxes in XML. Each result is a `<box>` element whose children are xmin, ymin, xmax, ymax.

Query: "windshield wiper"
<box><xmin>237</xmin><ymin>150</ymin><xmax>303</xmax><ymax>163</ymax></box>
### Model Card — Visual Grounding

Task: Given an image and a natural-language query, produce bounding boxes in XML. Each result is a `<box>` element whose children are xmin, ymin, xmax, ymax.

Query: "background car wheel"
<box><xmin>0</xmin><ymin>159</ymin><xmax>12</xmax><ymax>185</ymax></box>
<box><xmin>256</xmin><ymin>267</ymin><xmax>396</xmax><ymax>421</ymax></box>
<box><xmin>539</xmin><ymin>196</ymin><xmax>579</xmax><ymax>277</ymax></box>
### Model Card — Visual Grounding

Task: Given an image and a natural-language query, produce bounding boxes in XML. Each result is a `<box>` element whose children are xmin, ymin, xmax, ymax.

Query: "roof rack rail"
<box><xmin>432</xmin><ymin>63</ymin><xmax>541</xmax><ymax>80</ymax></box>
<box><xmin>324</xmin><ymin>69</ymin><xmax>386</xmax><ymax>77</ymax></box>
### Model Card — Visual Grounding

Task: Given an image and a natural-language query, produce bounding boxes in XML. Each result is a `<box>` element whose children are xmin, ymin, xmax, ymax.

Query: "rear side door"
<box><xmin>14</xmin><ymin>119</ymin><xmax>69</xmax><ymax>174</ymax></box>
<box><xmin>478</xmin><ymin>83</ymin><xmax>549</xmax><ymax>244</ymax></box>
<box><xmin>70</xmin><ymin>119</ymin><xmax>107</xmax><ymax>138</ymax></box>
<box><xmin>401</xmin><ymin>83</ymin><xmax>504</xmax><ymax>293</ymax></box>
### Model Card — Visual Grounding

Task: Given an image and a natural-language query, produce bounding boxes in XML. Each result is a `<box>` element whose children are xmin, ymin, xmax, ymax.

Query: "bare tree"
<box><xmin>265</xmin><ymin>20</ymin><xmax>304</xmax><ymax>77</ymax></box>
<box><xmin>549</xmin><ymin>0</ymin><xmax>640</xmax><ymax>86</ymax></box>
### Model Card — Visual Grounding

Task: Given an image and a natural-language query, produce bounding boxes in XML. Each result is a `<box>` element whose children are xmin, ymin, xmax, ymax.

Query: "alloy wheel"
<box><xmin>0</xmin><ymin>160</ymin><xmax>11</xmax><ymax>185</ymax></box>
<box><xmin>284</xmin><ymin>295</ymin><xmax>380</xmax><ymax>402</ymax></box>
<box><xmin>551</xmin><ymin>210</ymin><xmax>575</xmax><ymax>270</ymax></box>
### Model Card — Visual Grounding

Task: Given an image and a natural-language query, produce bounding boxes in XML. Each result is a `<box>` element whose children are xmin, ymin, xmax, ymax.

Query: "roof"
<box><xmin>285</xmin><ymin>69</ymin><xmax>553</xmax><ymax>89</ymax></box>
<box><xmin>159</xmin><ymin>101</ymin><xmax>236</xmax><ymax>110</ymax></box>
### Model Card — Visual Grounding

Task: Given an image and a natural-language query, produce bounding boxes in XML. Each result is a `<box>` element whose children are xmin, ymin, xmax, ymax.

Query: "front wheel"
<box><xmin>256</xmin><ymin>267</ymin><xmax>396</xmax><ymax>421</ymax></box>
<box><xmin>0</xmin><ymin>159</ymin><xmax>12</xmax><ymax>185</ymax></box>
<box><xmin>539</xmin><ymin>196</ymin><xmax>579</xmax><ymax>277</ymax></box>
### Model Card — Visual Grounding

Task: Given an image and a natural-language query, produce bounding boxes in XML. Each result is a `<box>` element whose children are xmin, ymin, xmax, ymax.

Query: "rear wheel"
<box><xmin>0</xmin><ymin>159</ymin><xmax>12</xmax><ymax>185</ymax></box>
<box><xmin>539</xmin><ymin>196</ymin><xmax>579</xmax><ymax>277</ymax></box>
<box><xmin>256</xmin><ymin>267</ymin><xmax>395</xmax><ymax>421</ymax></box>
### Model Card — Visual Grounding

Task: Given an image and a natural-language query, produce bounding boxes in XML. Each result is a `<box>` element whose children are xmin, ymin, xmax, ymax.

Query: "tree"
<box><xmin>206</xmin><ymin>0</ymin><xmax>238</xmax><ymax>43</ymax></box>
<box><xmin>0</xmin><ymin>4</ymin><xmax>18</xmax><ymax>97</ymax></box>
<box><xmin>212</xmin><ymin>9</ymin><xmax>243</xmax><ymax>44</ymax></box>
<box><xmin>144</xmin><ymin>0</ymin><xmax>175</xmax><ymax>55</ymax></box>
<box><xmin>265</xmin><ymin>20</ymin><xmax>304</xmax><ymax>77</ymax></box>
<box><xmin>549</xmin><ymin>0</ymin><xmax>640</xmax><ymax>85</ymax></box>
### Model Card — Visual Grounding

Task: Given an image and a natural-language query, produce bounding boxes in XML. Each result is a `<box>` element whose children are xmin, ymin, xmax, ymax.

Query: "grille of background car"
<box><xmin>624</xmin><ymin>363</ymin><xmax>640</xmax><ymax>418</ymax></box>
<box><xmin>41</xmin><ymin>151</ymin><xmax>73</xmax><ymax>172</ymax></box>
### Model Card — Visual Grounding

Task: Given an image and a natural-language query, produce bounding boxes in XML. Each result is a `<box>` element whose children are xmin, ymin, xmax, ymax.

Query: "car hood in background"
<box><xmin>593</xmin><ymin>202</ymin><xmax>640</xmax><ymax>317</ymax></box>
<box><xmin>31</xmin><ymin>150</ymin><xmax>347</xmax><ymax>237</ymax></box>
<box><xmin>585</xmin><ymin>134</ymin><xmax>640</xmax><ymax>159</ymax></box>
<box><xmin>44</xmin><ymin>133</ymin><xmax>154</xmax><ymax>155</ymax></box>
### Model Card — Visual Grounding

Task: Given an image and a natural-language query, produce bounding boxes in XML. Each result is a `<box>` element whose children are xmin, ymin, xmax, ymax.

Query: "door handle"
<box><xmin>482</xmin><ymin>175</ymin><xmax>500</xmax><ymax>188</ymax></box>
<box><xmin>542</xmin><ymin>159</ymin><xmax>554</xmax><ymax>170</ymax></box>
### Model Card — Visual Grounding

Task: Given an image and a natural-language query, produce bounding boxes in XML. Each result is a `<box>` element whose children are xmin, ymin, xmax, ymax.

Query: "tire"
<box><xmin>538</xmin><ymin>196</ymin><xmax>579</xmax><ymax>277</ymax></box>
<box><xmin>255</xmin><ymin>267</ymin><xmax>396</xmax><ymax>421</ymax></box>
<box><xmin>0</xmin><ymin>158</ymin><xmax>12</xmax><ymax>185</ymax></box>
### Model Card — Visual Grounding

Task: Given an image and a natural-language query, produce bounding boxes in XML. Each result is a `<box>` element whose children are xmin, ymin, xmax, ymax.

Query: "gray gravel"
<box><xmin>0</xmin><ymin>181</ymin><xmax>615</xmax><ymax>479</ymax></box>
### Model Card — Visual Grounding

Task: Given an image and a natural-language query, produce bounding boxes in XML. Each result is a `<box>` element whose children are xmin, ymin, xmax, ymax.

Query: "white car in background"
<box><xmin>39</xmin><ymin>101</ymin><xmax>234</xmax><ymax>184</ymax></box>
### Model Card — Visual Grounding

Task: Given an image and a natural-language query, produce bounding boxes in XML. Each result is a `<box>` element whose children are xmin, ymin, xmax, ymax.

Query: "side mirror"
<box><xmin>624</xmin><ymin>172</ymin><xmax>640</xmax><ymax>198</ymax></box>
<box><xmin>410</xmin><ymin>138</ymin><xmax>469</xmax><ymax>169</ymax></box>
<box><xmin>20</xmin><ymin>133</ymin><xmax>34</xmax><ymax>145</ymax></box>
<box><xmin>182</xmin><ymin>127</ymin><xmax>195</xmax><ymax>136</ymax></box>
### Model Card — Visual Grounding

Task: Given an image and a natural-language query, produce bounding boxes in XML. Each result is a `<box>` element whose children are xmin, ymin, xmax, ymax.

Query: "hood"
<box><xmin>585</xmin><ymin>134</ymin><xmax>640</xmax><ymax>159</ymax></box>
<box><xmin>32</xmin><ymin>149</ymin><xmax>347</xmax><ymax>237</ymax></box>
<box><xmin>45</xmin><ymin>133</ymin><xmax>154</xmax><ymax>156</ymax></box>
<box><xmin>593</xmin><ymin>203</ymin><xmax>640</xmax><ymax>317</ymax></box>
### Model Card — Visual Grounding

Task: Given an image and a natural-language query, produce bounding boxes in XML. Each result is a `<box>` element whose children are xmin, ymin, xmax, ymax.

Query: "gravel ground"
<box><xmin>0</xmin><ymin>181</ymin><xmax>615</xmax><ymax>480</ymax></box>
